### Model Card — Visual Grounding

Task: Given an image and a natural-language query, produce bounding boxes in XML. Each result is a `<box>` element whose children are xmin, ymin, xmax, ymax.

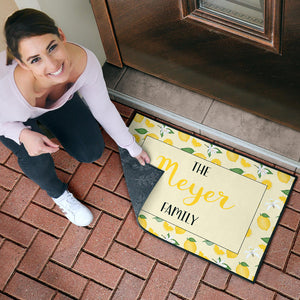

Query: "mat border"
<box><xmin>128</xmin><ymin>111</ymin><xmax>298</xmax><ymax>283</ymax></box>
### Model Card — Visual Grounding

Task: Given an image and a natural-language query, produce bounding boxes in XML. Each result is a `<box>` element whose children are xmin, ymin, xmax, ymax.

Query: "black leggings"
<box><xmin>0</xmin><ymin>93</ymin><xmax>104</xmax><ymax>198</ymax></box>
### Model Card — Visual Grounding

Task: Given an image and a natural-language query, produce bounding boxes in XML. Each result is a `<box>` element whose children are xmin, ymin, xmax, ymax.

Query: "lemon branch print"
<box><xmin>162</xmin><ymin>233</ymin><xmax>179</xmax><ymax>245</ymax></box>
<box><xmin>212</xmin><ymin>257</ymin><xmax>231</xmax><ymax>270</ymax></box>
<box><xmin>158</xmin><ymin>125</ymin><xmax>174</xmax><ymax>138</ymax></box>
<box><xmin>206</xmin><ymin>144</ymin><xmax>222</xmax><ymax>158</ymax></box>
<box><xmin>255</xmin><ymin>164</ymin><xmax>273</xmax><ymax>178</ymax></box>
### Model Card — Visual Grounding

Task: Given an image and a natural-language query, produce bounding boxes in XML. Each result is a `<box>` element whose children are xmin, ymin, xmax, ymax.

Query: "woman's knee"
<box><xmin>73</xmin><ymin>140</ymin><xmax>105</xmax><ymax>163</ymax></box>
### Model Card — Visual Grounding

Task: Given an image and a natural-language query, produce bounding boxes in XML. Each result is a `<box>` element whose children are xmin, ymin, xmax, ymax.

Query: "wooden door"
<box><xmin>91</xmin><ymin>0</ymin><xmax>300</xmax><ymax>130</ymax></box>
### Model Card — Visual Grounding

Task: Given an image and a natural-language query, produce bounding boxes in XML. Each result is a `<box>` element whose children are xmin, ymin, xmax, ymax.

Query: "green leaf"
<box><xmin>281</xmin><ymin>190</ymin><xmax>290</xmax><ymax>196</ymax></box>
<box><xmin>167</xmin><ymin>128</ymin><xmax>174</xmax><ymax>134</ymax></box>
<box><xmin>216</xmin><ymin>149</ymin><xmax>222</xmax><ymax>154</ymax></box>
<box><xmin>240</xmin><ymin>262</ymin><xmax>249</xmax><ymax>267</ymax></box>
<box><xmin>135</xmin><ymin>128</ymin><xmax>148</xmax><ymax>134</ymax></box>
<box><xmin>187</xmin><ymin>237</ymin><xmax>197</xmax><ymax>242</ymax></box>
<box><xmin>261</xmin><ymin>213</ymin><xmax>270</xmax><ymax>218</ymax></box>
<box><xmin>261</xmin><ymin>237</ymin><xmax>270</xmax><ymax>243</ymax></box>
<box><xmin>266</xmin><ymin>169</ymin><xmax>273</xmax><ymax>175</ymax></box>
<box><xmin>224</xmin><ymin>263</ymin><xmax>232</xmax><ymax>270</ymax></box>
<box><xmin>181</xmin><ymin>148</ymin><xmax>195</xmax><ymax>154</ymax></box>
<box><xmin>153</xmin><ymin>216</ymin><xmax>163</xmax><ymax>222</ymax></box>
<box><xmin>230</xmin><ymin>168</ymin><xmax>244</xmax><ymax>175</ymax></box>
<box><xmin>203</xmin><ymin>240</ymin><xmax>214</xmax><ymax>246</ymax></box>
<box><xmin>139</xmin><ymin>215</ymin><xmax>146</xmax><ymax>219</ymax></box>
<box><xmin>172</xmin><ymin>239</ymin><xmax>180</xmax><ymax>246</ymax></box>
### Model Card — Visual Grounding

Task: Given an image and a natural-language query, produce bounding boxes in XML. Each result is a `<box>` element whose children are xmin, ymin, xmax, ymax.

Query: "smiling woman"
<box><xmin>0</xmin><ymin>8</ymin><xmax>150</xmax><ymax>227</ymax></box>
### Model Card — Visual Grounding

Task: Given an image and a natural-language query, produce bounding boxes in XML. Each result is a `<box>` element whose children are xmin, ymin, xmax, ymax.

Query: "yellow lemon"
<box><xmin>259</xmin><ymin>244</ymin><xmax>266</xmax><ymax>251</ymax></box>
<box><xmin>146</xmin><ymin>133</ymin><xmax>159</xmax><ymax>140</ymax></box>
<box><xmin>211</xmin><ymin>159</ymin><xmax>221</xmax><ymax>166</ymax></box>
<box><xmin>226</xmin><ymin>151</ymin><xmax>239</xmax><ymax>162</ymax></box>
<box><xmin>277</xmin><ymin>171</ymin><xmax>290</xmax><ymax>183</ymax></box>
<box><xmin>226</xmin><ymin>250</ymin><xmax>238</xmax><ymax>258</ymax></box>
<box><xmin>133</xmin><ymin>134</ymin><xmax>140</xmax><ymax>143</ymax></box>
<box><xmin>163</xmin><ymin>221</ymin><xmax>173</xmax><ymax>231</ymax></box>
<box><xmin>194</xmin><ymin>153</ymin><xmax>207</xmax><ymax>159</ymax></box>
<box><xmin>175</xmin><ymin>226</ymin><xmax>186</xmax><ymax>234</ymax></box>
<box><xmin>257</xmin><ymin>213</ymin><xmax>271</xmax><ymax>231</ymax></box>
<box><xmin>262</xmin><ymin>179</ymin><xmax>272</xmax><ymax>190</ymax></box>
<box><xmin>138</xmin><ymin>216</ymin><xmax>147</xmax><ymax>229</ymax></box>
<box><xmin>214</xmin><ymin>245</ymin><xmax>225</xmax><ymax>255</ymax></box>
<box><xmin>246</xmin><ymin>229</ymin><xmax>252</xmax><ymax>237</ymax></box>
<box><xmin>149</xmin><ymin>228</ymin><xmax>159</xmax><ymax>236</ymax></box>
<box><xmin>134</xmin><ymin>114</ymin><xmax>144</xmax><ymax>122</ymax></box>
<box><xmin>241</xmin><ymin>158</ymin><xmax>251</xmax><ymax>167</ymax></box>
<box><xmin>178</xmin><ymin>132</ymin><xmax>190</xmax><ymax>142</ymax></box>
<box><xmin>243</xmin><ymin>173</ymin><xmax>257</xmax><ymax>180</ymax></box>
<box><xmin>236</xmin><ymin>262</ymin><xmax>250</xmax><ymax>278</ymax></box>
<box><xmin>145</xmin><ymin>119</ymin><xmax>155</xmax><ymax>128</ymax></box>
<box><xmin>279</xmin><ymin>196</ymin><xmax>287</xmax><ymax>203</ymax></box>
<box><xmin>192</xmin><ymin>138</ymin><xmax>202</xmax><ymax>147</ymax></box>
<box><xmin>163</xmin><ymin>138</ymin><xmax>173</xmax><ymax>145</ymax></box>
<box><xmin>184</xmin><ymin>238</ymin><xmax>197</xmax><ymax>253</ymax></box>
<box><xmin>199</xmin><ymin>251</ymin><xmax>209</xmax><ymax>259</ymax></box>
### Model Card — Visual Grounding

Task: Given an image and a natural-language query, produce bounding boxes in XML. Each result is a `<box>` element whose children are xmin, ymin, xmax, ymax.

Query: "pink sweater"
<box><xmin>0</xmin><ymin>46</ymin><xmax>142</xmax><ymax>157</ymax></box>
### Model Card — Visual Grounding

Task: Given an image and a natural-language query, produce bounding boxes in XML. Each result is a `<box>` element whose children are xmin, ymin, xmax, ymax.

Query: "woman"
<box><xmin>0</xmin><ymin>9</ymin><xmax>150</xmax><ymax>226</ymax></box>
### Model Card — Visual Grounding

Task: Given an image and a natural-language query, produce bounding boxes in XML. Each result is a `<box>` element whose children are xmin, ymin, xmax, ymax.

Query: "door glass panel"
<box><xmin>198</xmin><ymin>0</ymin><xmax>265</xmax><ymax>30</ymax></box>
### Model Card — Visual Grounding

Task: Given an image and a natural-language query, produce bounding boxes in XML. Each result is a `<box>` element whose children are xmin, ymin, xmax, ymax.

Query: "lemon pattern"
<box><xmin>138</xmin><ymin>215</ymin><xmax>147</xmax><ymax>229</ymax></box>
<box><xmin>130</xmin><ymin>113</ymin><xmax>296</xmax><ymax>282</ymax></box>
<box><xmin>257</xmin><ymin>213</ymin><xmax>271</xmax><ymax>231</ymax></box>
<box><xmin>184</xmin><ymin>238</ymin><xmax>197</xmax><ymax>253</ymax></box>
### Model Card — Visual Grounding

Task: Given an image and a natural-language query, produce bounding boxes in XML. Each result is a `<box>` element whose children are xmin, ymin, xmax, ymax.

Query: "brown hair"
<box><xmin>4</xmin><ymin>8</ymin><xmax>59</xmax><ymax>65</ymax></box>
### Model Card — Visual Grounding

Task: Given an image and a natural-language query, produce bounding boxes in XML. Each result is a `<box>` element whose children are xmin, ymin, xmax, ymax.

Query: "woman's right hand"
<box><xmin>19</xmin><ymin>128</ymin><xmax>59</xmax><ymax>156</ymax></box>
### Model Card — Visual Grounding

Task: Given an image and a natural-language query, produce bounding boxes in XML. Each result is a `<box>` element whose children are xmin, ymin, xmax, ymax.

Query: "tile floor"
<box><xmin>104</xmin><ymin>64</ymin><xmax>300</xmax><ymax>173</ymax></box>
<box><xmin>0</xmin><ymin>64</ymin><xmax>299</xmax><ymax>300</ymax></box>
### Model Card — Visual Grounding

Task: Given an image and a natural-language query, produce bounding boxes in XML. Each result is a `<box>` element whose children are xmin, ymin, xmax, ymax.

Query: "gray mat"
<box><xmin>119</xmin><ymin>147</ymin><xmax>164</xmax><ymax>217</ymax></box>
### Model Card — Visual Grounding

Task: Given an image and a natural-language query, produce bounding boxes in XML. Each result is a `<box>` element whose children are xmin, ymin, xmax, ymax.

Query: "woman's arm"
<box><xmin>78</xmin><ymin>51</ymin><xmax>149</xmax><ymax>164</ymax></box>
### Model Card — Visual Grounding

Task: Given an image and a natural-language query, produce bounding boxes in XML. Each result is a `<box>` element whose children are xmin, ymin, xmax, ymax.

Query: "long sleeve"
<box><xmin>78</xmin><ymin>52</ymin><xmax>142</xmax><ymax>157</ymax></box>
<box><xmin>0</xmin><ymin>121</ymin><xmax>30</xmax><ymax>144</ymax></box>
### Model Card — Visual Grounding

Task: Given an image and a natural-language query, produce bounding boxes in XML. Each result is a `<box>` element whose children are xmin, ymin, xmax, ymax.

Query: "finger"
<box><xmin>42</xmin><ymin>136</ymin><xmax>59</xmax><ymax>148</ymax></box>
<box><xmin>137</xmin><ymin>156</ymin><xmax>145</xmax><ymax>166</ymax></box>
<box><xmin>144</xmin><ymin>154</ymin><xmax>151</xmax><ymax>164</ymax></box>
<box><xmin>38</xmin><ymin>144</ymin><xmax>59</xmax><ymax>155</ymax></box>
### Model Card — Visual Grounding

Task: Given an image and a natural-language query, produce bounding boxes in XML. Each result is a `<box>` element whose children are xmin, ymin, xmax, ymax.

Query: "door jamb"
<box><xmin>90</xmin><ymin>0</ymin><xmax>123</xmax><ymax>67</ymax></box>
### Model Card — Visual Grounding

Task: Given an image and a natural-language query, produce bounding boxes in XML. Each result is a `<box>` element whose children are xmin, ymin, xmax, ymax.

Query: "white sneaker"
<box><xmin>52</xmin><ymin>190</ymin><xmax>93</xmax><ymax>226</ymax></box>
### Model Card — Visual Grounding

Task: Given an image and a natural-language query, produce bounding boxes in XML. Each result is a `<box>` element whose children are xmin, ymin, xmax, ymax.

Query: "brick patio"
<box><xmin>0</xmin><ymin>101</ymin><xmax>299</xmax><ymax>300</ymax></box>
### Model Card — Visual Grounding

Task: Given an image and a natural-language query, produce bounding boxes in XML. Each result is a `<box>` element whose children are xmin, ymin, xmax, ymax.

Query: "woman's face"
<box><xmin>17</xmin><ymin>30</ymin><xmax>71</xmax><ymax>84</ymax></box>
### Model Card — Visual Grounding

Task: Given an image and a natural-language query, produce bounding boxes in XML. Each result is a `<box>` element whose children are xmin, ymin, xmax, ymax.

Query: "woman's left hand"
<box><xmin>135</xmin><ymin>150</ymin><xmax>150</xmax><ymax>166</ymax></box>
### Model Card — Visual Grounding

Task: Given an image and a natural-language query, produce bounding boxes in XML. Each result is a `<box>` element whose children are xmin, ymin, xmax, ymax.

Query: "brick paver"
<box><xmin>73</xmin><ymin>252</ymin><xmax>123</xmax><ymax>289</ymax></box>
<box><xmin>0</xmin><ymin>241</ymin><xmax>25</xmax><ymax>290</ymax></box>
<box><xmin>18</xmin><ymin>231</ymin><xmax>58</xmax><ymax>277</ymax></box>
<box><xmin>84</xmin><ymin>213</ymin><xmax>121</xmax><ymax>258</ymax></box>
<box><xmin>40</xmin><ymin>262</ymin><xmax>88</xmax><ymax>298</ymax></box>
<box><xmin>1</xmin><ymin>176</ymin><xmax>39</xmax><ymax>218</ymax></box>
<box><xmin>52</xmin><ymin>224</ymin><xmax>90</xmax><ymax>267</ymax></box>
<box><xmin>0</xmin><ymin>101</ymin><xmax>299</xmax><ymax>300</ymax></box>
<box><xmin>5</xmin><ymin>272</ymin><xmax>56</xmax><ymax>300</ymax></box>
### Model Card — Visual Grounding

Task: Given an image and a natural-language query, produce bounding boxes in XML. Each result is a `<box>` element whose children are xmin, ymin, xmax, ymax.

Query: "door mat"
<box><xmin>121</xmin><ymin>113</ymin><xmax>296</xmax><ymax>282</ymax></box>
